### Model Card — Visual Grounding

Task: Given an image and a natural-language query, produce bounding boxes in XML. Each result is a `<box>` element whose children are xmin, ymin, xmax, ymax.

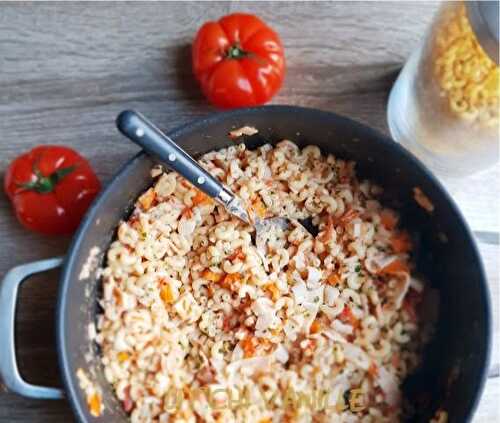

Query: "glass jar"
<box><xmin>388</xmin><ymin>1</ymin><xmax>499</xmax><ymax>176</ymax></box>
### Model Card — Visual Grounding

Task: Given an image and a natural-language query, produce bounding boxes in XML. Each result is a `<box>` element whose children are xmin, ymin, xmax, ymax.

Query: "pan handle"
<box><xmin>0</xmin><ymin>257</ymin><xmax>64</xmax><ymax>399</ymax></box>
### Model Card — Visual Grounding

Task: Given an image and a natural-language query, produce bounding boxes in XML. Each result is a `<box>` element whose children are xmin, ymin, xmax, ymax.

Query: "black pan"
<box><xmin>0</xmin><ymin>106</ymin><xmax>491</xmax><ymax>422</ymax></box>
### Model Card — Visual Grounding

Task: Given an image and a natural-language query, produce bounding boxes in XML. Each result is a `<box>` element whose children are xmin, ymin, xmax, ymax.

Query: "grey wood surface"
<box><xmin>0</xmin><ymin>2</ymin><xmax>498</xmax><ymax>422</ymax></box>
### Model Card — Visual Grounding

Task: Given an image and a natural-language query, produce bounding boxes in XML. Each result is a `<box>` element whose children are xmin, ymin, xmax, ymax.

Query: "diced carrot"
<box><xmin>113</xmin><ymin>287</ymin><xmax>123</xmax><ymax>305</ymax></box>
<box><xmin>251</xmin><ymin>197</ymin><xmax>267</xmax><ymax>219</ymax></box>
<box><xmin>327</xmin><ymin>273</ymin><xmax>341</xmax><ymax>285</ymax></box>
<box><xmin>182</xmin><ymin>385</ymin><xmax>192</xmax><ymax>399</ymax></box>
<box><xmin>88</xmin><ymin>393</ymin><xmax>102</xmax><ymax>417</ymax></box>
<box><xmin>368</xmin><ymin>362</ymin><xmax>379</xmax><ymax>378</ymax></box>
<box><xmin>265</xmin><ymin>283</ymin><xmax>280</xmax><ymax>301</ymax></box>
<box><xmin>192</xmin><ymin>189</ymin><xmax>213</xmax><ymax>206</ymax></box>
<box><xmin>378</xmin><ymin>259</ymin><xmax>409</xmax><ymax>275</ymax></box>
<box><xmin>117</xmin><ymin>352</ymin><xmax>129</xmax><ymax>363</ymax></box>
<box><xmin>390</xmin><ymin>231</ymin><xmax>412</xmax><ymax>253</ymax></box>
<box><xmin>225</xmin><ymin>273</ymin><xmax>241</xmax><ymax>283</ymax></box>
<box><xmin>380</xmin><ymin>209</ymin><xmax>398</xmax><ymax>230</ymax></box>
<box><xmin>202</xmin><ymin>269</ymin><xmax>223</xmax><ymax>283</ymax></box>
<box><xmin>138</xmin><ymin>188</ymin><xmax>156</xmax><ymax>211</ymax></box>
<box><xmin>181</xmin><ymin>207</ymin><xmax>194</xmax><ymax>219</ymax></box>
<box><xmin>310</xmin><ymin>319</ymin><xmax>322</xmax><ymax>334</ymax></box>
<box><xmin>241</xmin><ymin>336</ymin><xmax>257</xmax><ymax>358</ymax></box>
<box><xmin>228</xmin><ymin>247</ymin><xmax>246</xmax><ymax>261</ymax></box>
<box><xmin>221</xmin><ymin>273</ymin><xmax>241</xmax><ymax>289</ymax></box>
<box><xmin>259</xmin><ymin>418</ymin><xmax>272</xmax><ymax>423</ymax></box>
<box><xmin>160</xmin><ymin>284</ymin><xmax>174</xmax><ymax>304</ymax></box>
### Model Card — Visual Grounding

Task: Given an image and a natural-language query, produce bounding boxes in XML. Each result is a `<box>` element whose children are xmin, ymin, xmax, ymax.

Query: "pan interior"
<box><xmin>57</xmin><ymin>106</ymin><xmax>491</xmax><ymax>423</ymax></box>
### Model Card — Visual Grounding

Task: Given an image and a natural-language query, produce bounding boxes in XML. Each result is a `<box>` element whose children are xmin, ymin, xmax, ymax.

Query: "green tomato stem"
<box><xmin>20</xmin><ymin>165</ymin><xmax>76</xmax><ymax>194</ymax></box>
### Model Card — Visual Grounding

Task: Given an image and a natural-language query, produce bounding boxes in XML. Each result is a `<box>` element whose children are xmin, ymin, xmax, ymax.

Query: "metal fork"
<box><xmin>116</xmin><ymin>111</ymin><xmax>315</xmax><ymax>251</ymax></box>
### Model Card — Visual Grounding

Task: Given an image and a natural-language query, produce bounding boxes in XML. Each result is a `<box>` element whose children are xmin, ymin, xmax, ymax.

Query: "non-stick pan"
<box><xmin>0</xmin><ymin>106</ymin><xmax>491</xmax><ymax>422</ymax></box>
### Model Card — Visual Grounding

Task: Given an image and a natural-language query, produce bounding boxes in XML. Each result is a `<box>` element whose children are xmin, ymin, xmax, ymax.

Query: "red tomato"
<box><xmin>192</xmin><ymin>13</ymin><xmax>286</xmax><ymax>109</ymax></box>
<box><xmin>4</xmin><ymin>145</ymin><xmax>101</xmax><ymax>235</ymax></box>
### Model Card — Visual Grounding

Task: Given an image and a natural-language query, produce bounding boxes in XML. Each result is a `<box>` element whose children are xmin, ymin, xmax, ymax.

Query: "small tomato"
<box><xmin>4</xmin><ymin>145</ymin><xmax>101</xmax><ymax>235</ymax></box>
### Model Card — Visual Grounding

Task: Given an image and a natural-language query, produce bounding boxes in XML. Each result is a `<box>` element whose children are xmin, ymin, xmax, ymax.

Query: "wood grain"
<box><xmin>0</xmin><ymin>2</ymin><xmax>497</xmax><ymax>422</ymax></box>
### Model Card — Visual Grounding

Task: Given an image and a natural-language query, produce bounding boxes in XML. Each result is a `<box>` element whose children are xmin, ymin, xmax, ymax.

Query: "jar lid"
<box><xmin>467</xmin><ymin>1</ymin><xmax>499</xmax><ymax>64</ymax></box>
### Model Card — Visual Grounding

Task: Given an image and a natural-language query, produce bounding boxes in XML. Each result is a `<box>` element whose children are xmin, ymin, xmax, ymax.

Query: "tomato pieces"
<box><xmin>338</xmin><ymin>305</ymin><xmax>360</xmax><ymax>328</ymax></box>
<box><xmin>378</xmin><ymin>259</ymin><xmax>409</xmax><ymax>275</ymax></box>
<box><xmin>327</xmin><ymin>273</ymin><xmax>341</xmax><ymax>286</ymax></box>
<box><xmin>390</xmin><ymin>231</ymin><xmax>412</xmax><ymax>253</ymax></box>
<box><xmin>380</xmin><ymin>209</ymin><xmax>398</xmax><ymax>230</ymax></box>
<box><xmin>310</xmin><ymin>319</ymin><xmax>322</xmax><ymax>334</ymax></box>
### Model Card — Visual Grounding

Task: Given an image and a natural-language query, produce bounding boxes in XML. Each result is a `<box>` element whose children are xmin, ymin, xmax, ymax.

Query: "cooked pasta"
<box><xmin>96</xmin><ymin>141</ymin><xmax>435</xmax><ymax>422</ymax></box>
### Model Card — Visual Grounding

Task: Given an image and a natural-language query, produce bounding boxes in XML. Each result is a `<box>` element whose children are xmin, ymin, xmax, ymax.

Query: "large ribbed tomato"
<box><xmin>192</xmin><ymin>13</ymin><xmax>286</xmax><ymax>109</ymax></box>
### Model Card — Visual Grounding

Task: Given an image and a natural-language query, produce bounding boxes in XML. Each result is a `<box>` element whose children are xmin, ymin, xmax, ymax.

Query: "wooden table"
<box><xmin>0</xmin><ymin>2</ymin><xmax>498</xmax><ymax>421</ymax></box>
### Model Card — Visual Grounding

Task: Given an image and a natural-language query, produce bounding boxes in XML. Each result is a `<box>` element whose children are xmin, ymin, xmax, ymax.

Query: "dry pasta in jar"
<box><xmin>432</xmin><ymin>3</ymin><xmax>499</xmax><ymax>128</ymax></box>
<box><xmin>388</xmin><ymin>1</ymin><xmax>499</xmax><ymax>175</ymax></box>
